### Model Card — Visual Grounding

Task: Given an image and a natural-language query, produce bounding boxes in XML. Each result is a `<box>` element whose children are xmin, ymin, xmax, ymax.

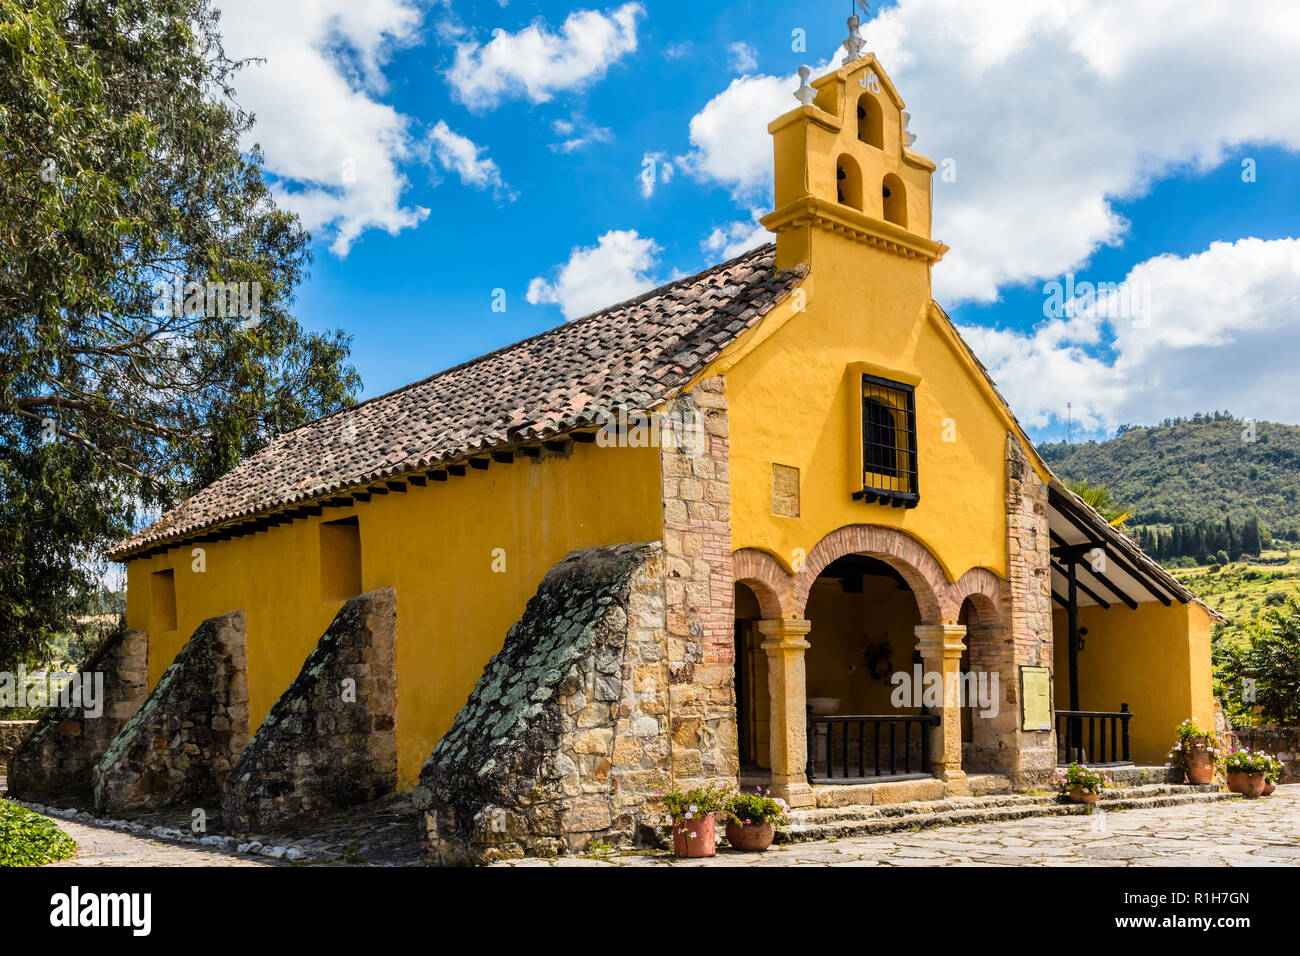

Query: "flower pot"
<box><xmin>1263</xmin><ymin>780</ymin><xmax>1277</xmax><ymax>796</ymax></box>
<box><xmin>1185</xmin><ymin>746</ymin><xmax>1215</xmax><ymax>785</ymax></box>
<box><xmin>1067</xmin><ymin>787</ymin><xmax>1099</xmax><ymax>805</ymax></box>
<box><xmin>672</xmin><ymin>814</ymin><xmax>716</xmax><ymax>858</ymax></box>
<box><xmin>725</xmin><ymin>820</ymin><xmax>775</xmax><ymax>852</ymax></box>
<box><xmin>1226</xmin><ymin>771</ymin><xmax>1266</xmax><ymax>798</ymax></box>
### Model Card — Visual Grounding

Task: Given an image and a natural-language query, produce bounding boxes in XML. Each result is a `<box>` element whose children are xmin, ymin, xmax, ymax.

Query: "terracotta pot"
<box><xmin>1067</xmin><ymin>787</ymin><xmax>1099</xmax><ymax>804</ymax></box>
<box><xmin>672</xmin><ymin>814</ymin><xmax>716</xmax><ymax>858</ymax></box>
<box><xmin>725</xmin><ymin>820</ymin><xmax>775</xmax><ymax>852</ymax></box>
<box><xmin>1263</xmin><ymin>780</ymin><xmax>1277</xmax><ymax>796</ymax></box>
<box><xmin>1227</xmin><ymin>771</ymin><xmax>1266</xmax><ymax>798</ymax></box>
<box><xmin>1185</xmin><ymin>745</ymin><xmax>1215</xmax><ymax>785</ymax></box>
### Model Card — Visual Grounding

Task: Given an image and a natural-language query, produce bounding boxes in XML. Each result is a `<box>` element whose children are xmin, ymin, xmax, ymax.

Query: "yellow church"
<box><xmin>83</xmin><ymin>22</ymin><xmax>1216</xmax><ymax>856</ymax></box>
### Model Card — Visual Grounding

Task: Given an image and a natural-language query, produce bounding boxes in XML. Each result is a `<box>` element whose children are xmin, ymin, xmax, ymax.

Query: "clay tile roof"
<box><xmin>110</xmin><ymin>244</ymin><xmax>806</xmax><ymax>559</ymax></box>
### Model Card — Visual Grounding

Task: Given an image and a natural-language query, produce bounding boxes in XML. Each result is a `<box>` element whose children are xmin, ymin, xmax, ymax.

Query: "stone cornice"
<box><xmin>761</xmin><ymin>197</ymin><xmax>948</xmax><ymax>263</ymax></box>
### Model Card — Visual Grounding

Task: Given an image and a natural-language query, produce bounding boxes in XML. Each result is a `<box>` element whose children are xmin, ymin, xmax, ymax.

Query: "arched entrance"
<box><xmin>732</xmin><ymin>526</ymin><xmax>998</xmax><ymax>806</ymax></box>
<box><xmin>803</xmin><ymin>554</ymin><xmax>929</xmax><ymax>780</ymax></box>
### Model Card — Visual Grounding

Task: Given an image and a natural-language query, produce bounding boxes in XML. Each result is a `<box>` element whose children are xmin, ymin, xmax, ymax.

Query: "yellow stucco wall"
<box><xmin>720</xmin><ymin>250</ymin><xmax>1012</xmax><ymax>584</ymax></box>
<box><xmin>727</xmin><ymin>56</ymin><xmax>1013</xmax><ymax>587</ymax></box>
<box><xmin>125</xmin><ymin>442</ymin><xmax>663</xmax><ymax>787</ymax></box>
<box><xmin>1052</xmin><ymin>601</ymin><xmax>1214</xmax><ymax>764</ymax></box>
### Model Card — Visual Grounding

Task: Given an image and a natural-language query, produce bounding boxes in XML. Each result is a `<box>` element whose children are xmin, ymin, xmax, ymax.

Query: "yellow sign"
<box><xmin>1020</xmin><ymin>666</ymin><xmax>1053</xmax><ymax>732</ymax></box>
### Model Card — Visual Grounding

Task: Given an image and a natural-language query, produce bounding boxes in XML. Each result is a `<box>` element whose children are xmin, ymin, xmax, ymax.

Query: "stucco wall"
<box><xmin>125</xmin><ymin>441</ymin><xmax>663</xmax><ymax>787</ymax></box>
<box><xmin>721</xmin><ymin>247</ymin><xmax>1013</xmax><ymax>590</ymax></box>
<box><xmin>1053</xmin><ymin>600</ymin><xmax>1214</xmax><ymax>764</ymax></box>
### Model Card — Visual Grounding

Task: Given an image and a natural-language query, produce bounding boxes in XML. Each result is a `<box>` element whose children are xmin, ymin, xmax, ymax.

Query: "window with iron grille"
<box><xmin>857</xmin><ymin>374</ymin><xmax>919</xmax><ymax>507</ymax></box>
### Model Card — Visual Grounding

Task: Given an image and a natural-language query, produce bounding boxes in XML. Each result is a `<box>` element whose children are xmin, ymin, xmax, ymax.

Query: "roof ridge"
<box><xmin>303</xmin><ymin>242</ymin><xmax>778</xmax><ymax>434</ymax></box>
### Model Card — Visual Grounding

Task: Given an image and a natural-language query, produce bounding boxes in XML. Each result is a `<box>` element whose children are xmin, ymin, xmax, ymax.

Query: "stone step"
<box><xmin>778</xmin><ymin>788</ymin><xmax>1238</xmax><ymax>843</ymax></box>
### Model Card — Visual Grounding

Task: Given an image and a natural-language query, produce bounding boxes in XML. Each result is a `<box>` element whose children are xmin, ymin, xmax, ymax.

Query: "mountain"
<box><xmin>1038</xmin><ymin>415</ymin><xmax>1300</xmax><ymax>544</ymax></box>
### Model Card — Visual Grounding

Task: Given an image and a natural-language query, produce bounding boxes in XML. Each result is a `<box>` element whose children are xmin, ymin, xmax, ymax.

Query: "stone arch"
<box><xmin>732</xmin><ymin>548</ymin><xmax>795</xmax><ymax>619</ymax></box>
<box><xmin>942</xmin><ymin>567</ymin><xmax>1006</xmax><ymax>627</ymax></box>
<box><xmin>793</xmin><ymin>525</ymin><xmax>946</xmax><ymax>624</ymax></box>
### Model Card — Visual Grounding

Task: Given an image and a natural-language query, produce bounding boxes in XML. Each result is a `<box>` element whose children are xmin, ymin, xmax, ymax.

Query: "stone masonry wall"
<box><xmin>659</xmin><ymin>375</ymin><xmax>738</xmax><ymax>788</ymax></box>
<box><xmin>0</xmin><ymin>721</ymin><xmax>37</xmax><ymax>777</ymax></box>
<box><xmin>1000</xmin><ymin>432</ymin><xmax>1056</xmax><ymax>786</ymax></box>
<box><xmin>1225</xmin><ymin>726</ymin><xmax>1300</xmax><ymax>783</ymax></box>
<box><xmin>223</xmin><ymin>588</ymin><xmax>397</xmax><ymax>832</ymax></box>
<box><xmin>7</xmin><ymin>629</ymin><xmax>148</xmax><ymax>799</ymax></box>
<box><xmin>414</xmin><ymin>543</ymin><xmax>673</xmax><ymax>864</ymax></box>
<box><xmin>93</xmin><ymin>611</ymin><xmax>249</xmax><ymax>816</ymax></box>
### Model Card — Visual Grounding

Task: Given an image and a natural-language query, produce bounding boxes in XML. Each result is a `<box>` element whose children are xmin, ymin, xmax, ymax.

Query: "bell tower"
<box><xmin>761</xmin><ymin>14</ymin><xmax>947</xmax><ymax>275</ymax></box>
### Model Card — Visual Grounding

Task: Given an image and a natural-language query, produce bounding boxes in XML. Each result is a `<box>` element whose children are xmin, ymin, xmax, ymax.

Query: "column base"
<box><xmin>937</xmin><ymin>767</ymin><xmax>970</xmax><ymax>795</ymax></box>
<box><xmin>769</xmin><ymin>781</ymin><xmax>816</xmax><ymax>808</ymax></box>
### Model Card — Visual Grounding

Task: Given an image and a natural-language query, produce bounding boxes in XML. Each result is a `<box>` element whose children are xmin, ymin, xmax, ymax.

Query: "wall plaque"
<box><xmin>1020</xmin><ymin>665</ymin><xmax>1053</xmax><ymax>732</ymax></box>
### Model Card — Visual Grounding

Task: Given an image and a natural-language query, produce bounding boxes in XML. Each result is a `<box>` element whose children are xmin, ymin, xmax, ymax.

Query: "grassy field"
<box><xmin>1168</xmin><ymin>550</ymin><xmax>1300</xmax><ymax>645</ymax></box>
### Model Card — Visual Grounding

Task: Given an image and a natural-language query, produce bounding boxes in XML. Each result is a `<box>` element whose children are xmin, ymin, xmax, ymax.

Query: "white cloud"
<box><xmin>702</xmin><ymin>210</ymin><xmax>770</xmax><ymax>259</ymax></box>
<box><xmin>551</xmin><ymin>115</ymin><xmax>614</xmax><ymax>153</ymax></box>
<box><xmin>446</xmin><ymin>3</ymin><xmax>643</xmax><ymax>110</ymax></box>
<box><xmin>679</xmin><ymin>0</ymin><xmax>1300</xmax><ymax>302</ymax></box>
<box><xmin>526</xmin><ymin>230</ymin><xmax>663</xmax><ymax>320</ymax></box>
<box><xmin>639</xmin><ymin>151</ymin><xmax>675</xmax><ymax>198</ymax></box>
<box><xmin>959</xmin><ymin>237</ymin><xmax>1300</xmax><ymax>434</ymax></box>
<box><xmin>427</xmin><ymin>121</ymin><xmax>514</xmax><ymax>198</ymax></box>
<box><xmin>217</xmin><ymin>0</ymin><xmax>431</xmax><ymax>256</ymax></box>
<box><xmin>728</xmin><ymin>41</ymin><xmax>758</xmax><ymax>74</ymax></box>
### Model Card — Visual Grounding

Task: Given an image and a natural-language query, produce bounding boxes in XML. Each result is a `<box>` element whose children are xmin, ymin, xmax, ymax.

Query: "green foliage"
<box><xmin>1221</xmin><ymin>748</ymin><xmax>1273</xmax><ymax>776</ymax></box>
<box><xmin>1040</xmin><ymin>417</ymin><xmax>1300</xmax><ymax>552</ymax></box>
<box><xmin>1215</xmin><ymin>592</ymin><xmax>1300</xmax><ymax>725</ymax></box>
<box><xmin>722</xmin><ymin>790</ymin><xmax>790</xmax><ymax>826</ymax></box>
<box><xmin>1164</xmin><ymin>718</ymin><xmax>1222</xmax><ymax>771</ymax></box>
<box><xmin>0</xmin><ymin>799</ymin><xmax>76</xmax><ymax>865</ymax></box>
<box><xmin>1063</xmin><ymin>478</ymin><xmax>1132</xmax><ymax>528</ymax></box>
<box><xmin>1048</xmin><ymin>762</ymin><xmax>1112</xmax><ymax>795</ymax></box>
<box><xmin>651</xmin><ymin>780</ymin><xmax>731</xmax><ymax>822</ymax></box>
<box><xmin>0</xmin><ymin>0</ymin><xmax>359</xmax><ymax>667</ymax></box>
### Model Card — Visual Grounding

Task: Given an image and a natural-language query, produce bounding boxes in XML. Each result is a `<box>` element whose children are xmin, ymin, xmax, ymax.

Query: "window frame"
<box><xmin>856</xmin><ymin>373</ymin><xmax>919</xmax><ymax>508</ymax></box>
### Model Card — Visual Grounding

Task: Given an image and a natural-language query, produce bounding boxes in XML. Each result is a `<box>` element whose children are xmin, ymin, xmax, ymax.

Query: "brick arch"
<box><xmin>793</xmin><ymin>525</ymin><xmax>946</xmax><ymax>625</ymax></box>
<box><xmin>732</xmin><ymin>548</ymin><xmax>795</xmax><ymax>619</ymax></box>
<box><xmin>944</xmin><ymin>567</ymin><xmax>1006</xmax><ymax>627</ymax></box>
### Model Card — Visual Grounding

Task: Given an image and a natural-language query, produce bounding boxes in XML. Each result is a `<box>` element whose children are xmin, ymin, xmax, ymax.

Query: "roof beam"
<box><xmin>1050</xmin><ymin>497</ymin><xmax>1174</xmax><ymax>606</ymax></box>
<box><xmin>1050</xmin><ymin>531</ymin><xmax>1134</xmax><ymax>610</ymax></box>
<box><xmin>1050</xmin><ymin>557</ymin><xmax>1116</xmax><ymax>610</ymax></box>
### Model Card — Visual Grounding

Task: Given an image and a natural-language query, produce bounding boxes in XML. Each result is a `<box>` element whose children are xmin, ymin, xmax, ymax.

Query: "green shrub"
<box><xmin>0</xmin><ymin>800</ymin><xmax>77</xmax><ymax>866</ymax></box>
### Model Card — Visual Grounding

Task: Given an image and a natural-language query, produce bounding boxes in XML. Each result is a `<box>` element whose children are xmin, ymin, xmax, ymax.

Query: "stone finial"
<box><xmin>841</xmin><ymin>13</ymin><xmax>867</xmax><ymax>65</ymax></box>
<box><xmin>902</xmin><ymin>110</ymin><xmax>917</xmax><ymax>147</ymax></box>
<box><xmin>793</xmin><ymin>65</ymin><xmax>815</xmax><ymax>105</ymax></box>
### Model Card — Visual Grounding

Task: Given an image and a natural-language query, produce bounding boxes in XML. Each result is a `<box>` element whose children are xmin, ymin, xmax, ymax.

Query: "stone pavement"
<box><xmin>41</xmin><ymin>818</ymin><xmax>272</xmax><ymax>867</ymax></box>
<box><xmin>493</xmin><ymin>784</ymin><xmax>1300</xmax><ymax>867</ymax></box>
<box><xmin>17</xmin><ymin>784</ymin><xmax>1299</xmax><ymax>867</ymax></box>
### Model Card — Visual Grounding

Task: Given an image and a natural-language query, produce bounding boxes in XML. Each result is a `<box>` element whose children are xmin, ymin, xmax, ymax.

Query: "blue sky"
<box><xmin>215</xmin><ymin>0</ymin><xmax>1300</xmax><ymax>444</ymax></box>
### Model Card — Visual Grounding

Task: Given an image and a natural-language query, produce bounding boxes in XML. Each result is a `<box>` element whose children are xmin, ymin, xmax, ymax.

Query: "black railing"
<box><xmin>805</xmin><ymin>706</ymin><xmax>938</xmax><ymax>782</ymax></box>
<box><xmin>1056</xmin><ymin>704</ymin><xmax>1131</xmax><ymax>765</ymax></box>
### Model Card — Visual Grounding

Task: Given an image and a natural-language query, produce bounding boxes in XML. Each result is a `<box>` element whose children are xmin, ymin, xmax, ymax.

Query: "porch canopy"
<box><xmin>1047</xmin><ymin>479</ymin><xmax>1215</xmax><ymax>764</ymax></box>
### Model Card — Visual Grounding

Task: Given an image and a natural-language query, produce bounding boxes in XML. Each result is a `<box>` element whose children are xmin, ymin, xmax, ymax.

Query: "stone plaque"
<box><xmin>771</xmin><ymin>463</ymin><xmax>800</xmax><ymax>517</ymax></box>
<box><xmin>1020</xmin><ymin>665</ymin><xmax>1052</xmax><ymax>732</ymax></box>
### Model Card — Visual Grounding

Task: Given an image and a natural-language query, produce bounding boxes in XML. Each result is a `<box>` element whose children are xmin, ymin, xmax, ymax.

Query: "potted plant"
<box><xmin>1165</xmin><ymin>718</ymin><xmax>1222</xmax><ymax>785</ymax></box>
<box><xmin>1263</xmin><ymin>755</ymin><xmax>1283</xmax><ymax>795</ymax></box>
<box><xmin>653</xmin><ymin>781</ymin><xmax>730</xmax><ymax>858</ymax></box>
<box><xmin>1221</xmin><ymin>749</ymin><xmax>1269</xmax><ymax>798</ymax></box>
<box><xmin>722</xmin><ymin>786</ymin><xmax>790</xmax><ymax>852</ymax></box>
<box><xmin>1050</xmin><ymin>763</ymin><xmax>1112</xmax><ymax>804</ymax></box>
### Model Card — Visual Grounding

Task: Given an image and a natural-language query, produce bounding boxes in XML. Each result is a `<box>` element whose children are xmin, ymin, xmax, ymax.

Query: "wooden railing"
<box><xmin>805</xmin><ymin>707</ymin><xmax>937</xmax><ymax>782</ymax></box>
<box><xmin>1056</xmin><ymin>704</ymin><xmax>1132</xmax><ymax>765</ymax></box>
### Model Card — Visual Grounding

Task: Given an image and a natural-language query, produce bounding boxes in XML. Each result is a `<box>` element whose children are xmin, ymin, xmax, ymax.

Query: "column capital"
<box><xmin>757</xmin><ymin>617</ymin><xmax>812</xmax><ymax>650</ymax></box>
<box><xmin>914</xmin><ymin>623</ymin><xmax>967</xmax><ymax>656</ymax></box>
